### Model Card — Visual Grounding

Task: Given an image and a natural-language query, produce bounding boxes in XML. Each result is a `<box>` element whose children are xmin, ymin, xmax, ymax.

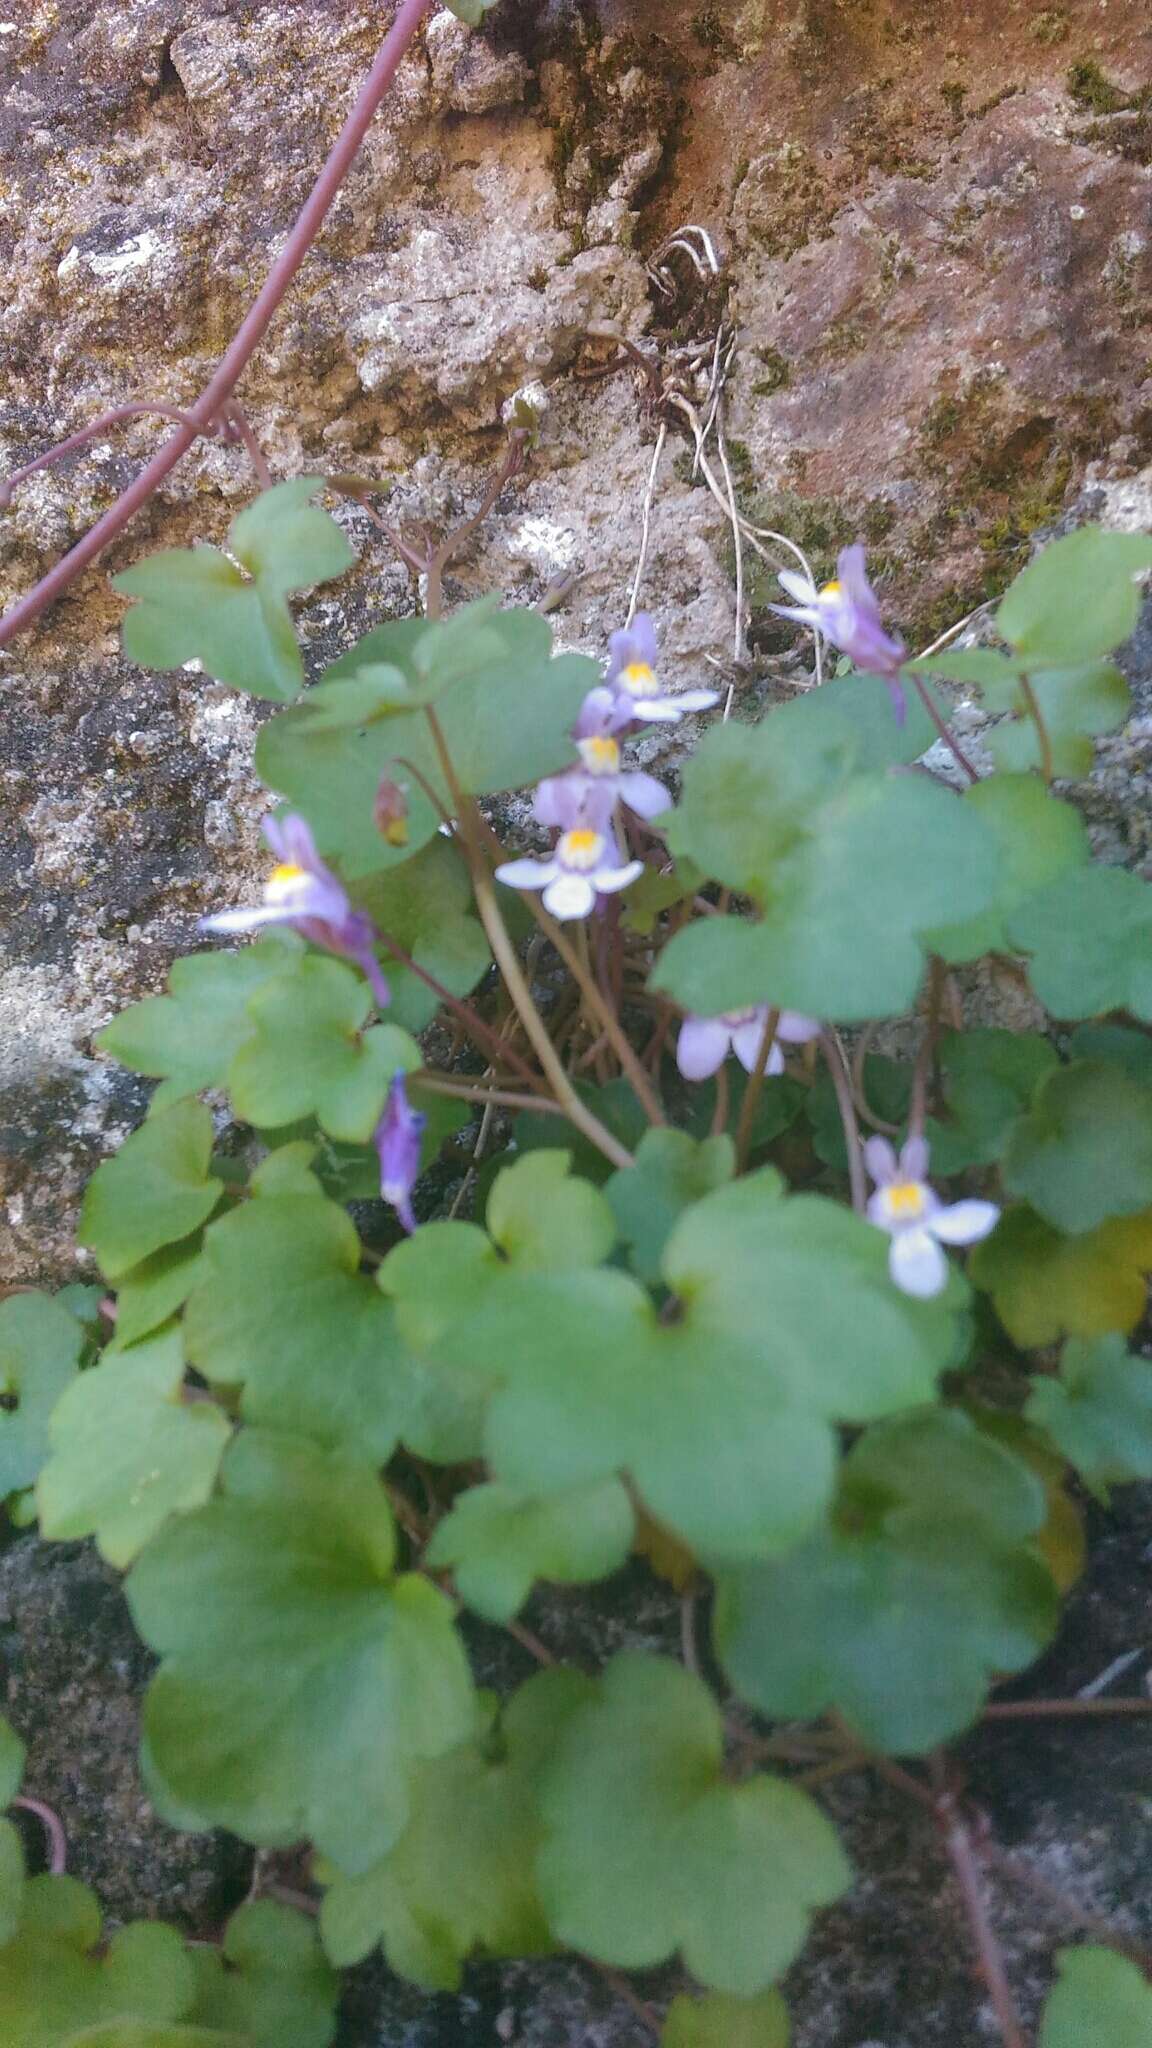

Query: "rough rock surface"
<box><xmin>2</xmin><ymin>0</ymin><xmax>1152</xmax><ymax>2041</ymax></box>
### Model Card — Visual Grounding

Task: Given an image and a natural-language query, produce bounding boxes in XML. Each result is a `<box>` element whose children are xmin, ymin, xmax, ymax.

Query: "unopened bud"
<box><xmin>374</xmin><ymin>777</ymin><xmax>410</xmax><ymax>847</ymax></box>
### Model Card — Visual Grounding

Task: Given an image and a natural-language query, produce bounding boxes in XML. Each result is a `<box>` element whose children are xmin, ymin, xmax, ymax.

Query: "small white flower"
<box><xmin>676</xmin><ymin>1006</ymin><xmax>821</xmax><ymax>1081</ymax></box>
<box><xmin>864</xmin><ymin>1135</ymin><xmax>999</xmax><ymax>1299</ymax></box>
<box><xmin>494</xmin><ymin>825</ymin><xmax>643</xmax><ymax>923</ymax></box>
<box><xmin>605</xmin><ymin>615</ymin><xmax>719</xmax><ymax>725</ymax></box>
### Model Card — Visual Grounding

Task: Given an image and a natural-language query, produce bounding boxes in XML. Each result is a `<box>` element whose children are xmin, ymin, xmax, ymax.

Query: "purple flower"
<box><xmin>771</xmin><ymin>544</ymin><xmax>907</xmax><ymax>721</ymax></box>
<box><xmin>534</xmin><ymin>690</ymin><xmax>672</xmax><ymax>832</ymax></box>
<box><xmin>676</xmin><ymin>1006</ymin><xmax>821</xmax><ymax>1081</ymax></box>
<box><xmin>374</xmin><ymin>1073</ymin><xmax>426</xmax><ymax>1235</ymax></box>
<box><xmin>604</xmin><ymin>613</ymin><xmax>720</xmax><ymax>726</ymax></box>
<box><xmin>864</xmin><ymin>1135</ymin><xmax>999</xmax><ymax>1298</ymax></box>
<box><xmin>200</xmin><ymin>812</ymin><xmax>391</xmax><ymax>1008</ymax></box>
<box><xmin>494</xmin><ymin>823</ymin><xmax>643</xmax><ymax>922</ymax></box>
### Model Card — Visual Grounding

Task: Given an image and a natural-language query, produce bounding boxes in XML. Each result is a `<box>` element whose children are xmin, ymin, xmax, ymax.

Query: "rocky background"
<box><xmin>1</xmin><ymin>1</ymin><xmax>1151</xmax><ymax>2042</ymax></box>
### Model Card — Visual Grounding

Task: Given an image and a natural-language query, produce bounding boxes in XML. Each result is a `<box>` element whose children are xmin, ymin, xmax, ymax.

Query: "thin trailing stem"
<box><xmin>372</xmin><ymin>925</ymin><xmax>546</xmax><ymax>1094</ymax></box>
<box><xmin>14</xmin><ymin>1796</ymin><xmax>67</xmax><ymax>1875</ymax></box>
<box><xmin>1017</xmin><ymin>672</ymin><xmax>1055</xmax><ymax>786</ymax></box>
<box><xmin>982</xmin><ymin>1695</ymin><xmax>1152</xmax><ymax>1722</ymax></box>
<box><xmin>589</xmin><ymin>1962</ymin><xmax>662</xmax><ymax>2040</ymax></box>
<box><xmin>820</xmin><ymin>1031</ymin><xmax>868</xmax><ymax>1213</ymax></box>
<box><xmin>415</xmin><ymin>1073</ymin><xmax>564</xmax><ymax>1118</ymax></box>
<box><xmin>733</xmin><ymin>1008</ymin><xmax>780</xmax><ymax>1171</ymax></box>
<box><xmin>910</xmin><ymin>675</ymin><xmax>981</xmax><ymax>783</ymax></box>
<box><xmin>849</xmin><ymin>1024</ymin><xmax>902</xmax><ymax>1136</ymax></box>
<box><xmin>531</xmin><ymin>905</ymin><xmax>666</xmax><ymax>1125</ymax></box>
<box><xmin>908</xmin><ymin>957</ymin><xmax>947</xmax><ymax>1142</ymax></box>
<box><xmin>936</xmin><ymin>1787</ymin><xmax>1027</xmax><ymax>2048</ymax></box>
<box><xmin>423</xmin><ymin>426</ymin><xmax>530</xmax><ymax>619</ymax></box>
<box><xmin>625</xmin><ymin>422</ymin><xmax>666</xmax><ymax>625</ymax></box>
<box><xmin>423</xmin><ymin>707</ymin><xmax>635</xmax><ymax>1172</ymax></box>
<box><xmin>0</xmin><ymin>0</ymin><xmax>432</xmax><ymax>647</ymax></box>
<box><xmin>0</xmin><ymin>403</ymin><xmax>216</xmax><ymax>507</ymax></box>
<box><xmin>709</xmin><ymin>1059</ymin><xmax>730</xmax><ymax>1140</ymax></box>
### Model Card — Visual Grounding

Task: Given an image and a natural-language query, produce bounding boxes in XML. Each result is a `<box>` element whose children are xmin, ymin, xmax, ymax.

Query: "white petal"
<box><xmin>776</xmin><ymin>1010</ymin><xmax>822</xmax><ymax>1045</ymax></box>
<box><xmin>930</xmin><ymin>1200</ymin><xmax>1000</xmax><ymax>1247</ymax></box>
<box><xmin>199</xmin><ymin>905</ymin><xmax>287</xmax><ymax>934</ymax></box>
<box><xmin>863</xmin><ymin>1135</ymin><xmax>898</xmax><ymax>1186</ymax></box>
<box><xmin>889</xmin><ymin>1229</ymin><xmax>948</xmax><ymax>1298</ymax></box>
<box><xmin>777</xmin><ymin>569</ymin><xmax>819</xmax><ymax>604</ymax></box>
<box><xmin>676</xmin><ymin>1017</ymin><xmax>732</xmax><ymax>1080</ymax></box>
<box><xmin>731</xmin><ymin>1013</ymin><xmax>772</xmax><ymax>1073</ymax></box>
<box><xmin>542</xmin><ymin>871</ymin><xmax>596</xmax><ymax>920</ymax></box>
<box><xmin>494</xmin><ymin>857</ymin><xmax>559</xmax><ymax>891</ymax></box>
<box><xmin>592</xmin><ymin>860</ymin><xmax>644</xmax><ymax>896</ymax></box>
<box><xmin>899</xmin><ymin>1134</ymin><xmax>930</xmax><ymax>1182</ymax></box>
<box><xmin>618</xmin><ymin>771</ymin><xmax>672</xmax><ymax>819</ymax></box>
<box><xmin>635</xmin><ymin>700</ymin><xmax>685</xmax><ymax>722</ymax></box>
<box><xmin>673</xmin><ymin>689</ymin><xmax>721</xmax><ymax>712</ymax></box>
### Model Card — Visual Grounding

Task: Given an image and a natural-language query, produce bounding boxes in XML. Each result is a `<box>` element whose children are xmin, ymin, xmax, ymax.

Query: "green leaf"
<box><xmin>60</xmin><ymin>2028</ymin><xmax>246</xmax><ymax>2048</ymax></box>
<box><xmin>1040</xmin><ymin>1945</ymin><xmax>1152</xmax><ymax>2048</ymax></box>
<box><xmin>537</xmin><ymin>1655</ymin><xmax>849</xmax><ymax>1993</ymax></box>
<box><xmin>994</xmin><ymin>526</ymin><xmax>1152</xmax><ymax>666</ymax></box>
<box><xmin>114</xmin><ymin>1241</ymin><xmax>205</xmax><ymax>1348</ymax></box>
<box><xmin>0</xmin><ymin>1882</ymin><xmax>198</xmax><ymax>2046</ymax></box>
<box><xmin>78</xmin><ymin>1102</ymin><xmax>222</xmax><ymax>1282</ymax></box>
<box><xmin>351</xmin><ymin>837</ymin><xmax>490</xmax><ymax>1033</ymax></box>
<box><xmin>127</xmin><ymin>1430</ymin><xmax>475</xmax><ymax>1872</ymax></box>
<box><xmin>486</xmin><ymin>1149</ymin><xmax>618</xmax><ymax>1269</ymax></box>
<box><xmin>984</xmin><ymin>662</ymin><xmax>1131</xmax><ymax>778</ymax></box>
<box><xmin>96</xmin><ymin>936</ymin><xmax>303</xmax><ymax>1109</ymax></box>
<box><xmin>1026</xmin><ymin>1335</ymin><xmax>1152</xmax><ymax>1497</ymax></box>
<box><xmin>714</xmin><ymin>1409</ymin><xmax>1059</xmax><ymax>1753</ymax></box>
<box><xmin>934</xmin><ymin>1029</ymin><xmax>1060</xmax><ymax>1165</ymax></box>
<box><xmin>621</xmin><ymin>858</ymin><xmax>704</xmax><ymax>937</ymax></box>
<box><xmin>1068</xmin><ymin>1024</ymin><xmax>1152</xmax><ymax>1086</ymax></box>
<box><xmin>186</xmin><ymin>1900</ymin><xmax>337</xmax><ymax>2048</ymax></box>
<box><xmin>256</xmin><ymin>608</ymin><xmax>597</xmax><ymax>878</ymax></box>
<box><xmin>0</xmin><ymin>1716</ymin><xmax>26</xmax><ymax>1808</ymax></box>
<box><xmin>0</xmin><ymin>1294</ymin><xmax>84</xmax><ymax>1499</ymax></box>
<box><xmin>925</xmin><ymin>777</ymin><xmax>1088</xmax><ymax>961</ymax></box>
<box><xmin>426</xmin><ymin>1478</ymin><xmax>634</xmax><ymax>1622</ymax></box>
<box><xmin>227</xmin><ymin>955</ymin><xmax>419</xmax><ymax>1142</ymax></box>
<box><xmin>441</xmin><ymin>0</ymin><xmax>499</xmax><ymax>23</ymax></box>
<box><xmin>298</xmin><ymin>600</ymin><xmax>508</xmax><ymax>726</ymax></box>
<box><xmin>115</xmin><ymin>478</ymin><xmax>356</xmax><ymax>702</ymax></box>
<box><xmin>384</xmin><ymin>1167</ymin><xmax>964</xmax><ymax>1562</ymax></box>
<box><xmin>972</xmin><ymin>1204</ymin><xmax>1152</xmax><ymax>1346</ymax></box>
<box><xmin>662</xmin><ymin>1989</ymin><xmax>790</xmax><ymax>2048</ymax></box>
<box><xmin>320</xmin><ymin>1670</ymin><xmax>594</xmax><ymax>1988</ymax></box>
<box><xmin>605</xmin><ymin>1130</ymin><xmax>735</xmax><ymax>1285</ymax></box>
<box><xmin>0</xmin><ymin>1820</ymin><xmax>24</xmax><ymax>1948</ymax></box>
<box><xmin>184</xmin><ymin>1193</ymin><xmax>417</xmax><ymax>1459</ymax></box>
<box><xmin>788</xmin><ymin>665</ymin><xmax>941</xmax><ymax>769</ymax></box>
<box><xmin>655</xmin><ymin>702</ymin><xmax>998</xmax><ymax>1021</ymax></box>
<box><xmin>37</xmin><ymin>1328</ymin><xmax>230</xmax><ymax>1568</ymax></box>
<box><xmin>514</xmin><ymin>1078</ymin><xmax>650</xmax><ymax>1187</ymax></box>
<box><xmin>1003</xmin><ymin>1059</ymin><xmax>1152</xmax><ymax>1232</ymax></box>
<box><xmin>1009</xmin><ymin>866</ymin><xmax>1152</xmax><ymax>1022</ymax></box>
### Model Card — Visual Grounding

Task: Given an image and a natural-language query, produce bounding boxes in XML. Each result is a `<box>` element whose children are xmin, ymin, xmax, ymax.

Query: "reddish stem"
<box><xmin>983</xmin><ymin>1696</ymin><xmax>1152</xmax><ymax>1722</ymax></box>
<box><xmin>14</xmin><ymin>1796</ymin><xmax>67</xmax><ymax>1875</ymax></box>
<box><xmin>0</xmin><ymin>0</ymin><xmax>430</xmax><ymax>648</ymax></box>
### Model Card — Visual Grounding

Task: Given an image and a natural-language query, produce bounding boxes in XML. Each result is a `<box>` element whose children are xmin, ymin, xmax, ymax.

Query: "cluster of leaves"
<box><xmin>7</xmin><ymin>479</ymin><xmax>1152</xmax><ymax>2045</ymax></box>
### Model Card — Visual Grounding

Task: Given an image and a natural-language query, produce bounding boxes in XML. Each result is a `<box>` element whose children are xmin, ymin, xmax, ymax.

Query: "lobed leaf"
<box><xmin>1009</xmin><ymin>866</ymin><xmax>1152</xmax><ymax>1022</ymax></box>
<box><xmin>96</xmin><ymin>935</ymin><xmax>303</xmax><ymax>1109</ymax></box>
<box><xmin>227</xmin><ymin>955</ymin><xmax>419</xmax><ymax>1142</ymax></box>
<box><xmin>1002</xmin><ymin>1058</ymin><xmax>1152</xmax><ymax>1233</ymax></box>
<box><xmin>1040</xmin><ymin>1945</ymin><xmax>1152</xmax><ymax>2048</ymax></box>
<box><xmin>994</xmin><ymin>526</ymin><xmax>1152</xmax><ymax>667</ymax></box>
<box><xmin>77</xmin><ymin>1103</ymin><xmax>222</xmax><ymax>1283</ymax></box>
<box><xmin>0</xmin><ymin>1294</ymin><xmax>84</xmax><ymax>1500</ymax></box>
<box><xmin>971</xmin><ymin>1205</ymin><xmax>1152</xmax><ymax>1347</ymax></box>
<box><xmin>661</xmin><ymin>1990</ymin><xmax>790</xmax><ymax>2048</ymax></box>
<box><xmin>1026</xmin><ymin>1335</ymin><xmax>1152</xmax><ymax>1498</ymax></box>
<box><xmin>925</xmin><ymin>777</ymin><xmax>1088</xmax><ymax>962</ymax></box>
<box><xmin>426</xmin><ymin>1478</ymin><xmax>634</xmax><ymax>1623</ymax></box>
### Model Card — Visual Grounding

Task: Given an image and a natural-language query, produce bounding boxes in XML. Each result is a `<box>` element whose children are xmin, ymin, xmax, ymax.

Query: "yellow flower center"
<box><xmin>268</xmin><ymin>862</ymin><xmax>304</xmax><ymax>886</ymax></box>
<box><xmin>621</xmin><ymin>661</ymin><xmax>658</xmax><ymax>697</ymax></box>
<box><xmin>820</xmin><ymin>579</ymin><xmax>841</xmax><ymax>598</ymax></box>
<box><xmin>577</xmin><ymin>735</ymin><xmax>621</xmax><ymax>775</ymax></box>
<box><xmin>558</xmin><ymin>827</ymin><xmax>605</xmax><ymax>871</ymax></box>
<box><xmin>885</xmin><ymin>1182</ymin><xmax>928</xmax><ymax>1221</ymax></box>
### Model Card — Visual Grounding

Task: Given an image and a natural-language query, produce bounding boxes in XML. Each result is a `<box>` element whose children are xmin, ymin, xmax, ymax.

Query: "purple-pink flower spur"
<box><xmin>771</xmin><ymin>544</ymin><xmax>907</xmax><ymax>720</ymax></box>
<box><xmin>604</xmin><ymin>613</ymin><xmax>719</xmax><ymax>726</ymax></box>
<box><xmin>200</xmin><ymin>812</ymin><xmax>391</xmax><ymax>1007</ymax></box>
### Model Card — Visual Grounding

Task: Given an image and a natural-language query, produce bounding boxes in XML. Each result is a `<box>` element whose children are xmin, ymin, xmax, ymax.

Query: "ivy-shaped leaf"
<box><xmin>97</xmin><ymin>934</ymin><xmax>303</xmax><ymax>1110</ymax></box>
<box><xmin>126</xmin><ymin>1430</ymin><xmax>475</xmax><ymax>1872</ymax></box>
<box><xmin>114</xmin><ymin>478</ymin><xmax>356</xmax><ymax>702</ymax></box>
<box><xmin>925</xmin><ymin>777</ymin><xmax>1088</xmax><ymax>962</ymax></box>
<box><xmin>183</xmin><ymin>1193</ymin><xmax>418</xmax><ymax>1460</ymax></box>
<box><xmin>37</xmin><ymin>1328</ymin><xmax>231</xmax><ymax>1569</ymax></box>
<box><xmin>982</xmin><ymin>661</ymin><xmax>1132</xmax><ymax>778</ymax></box>
<box><xmin>114</xmin><ymin>1240</ymin><xmax>206</xmax><ymax>1349</ymax></box>
<box><xmin>537</xmin><ymin>1655</ymin><xmax>850</xmax><ymax>1994</ymax></box>
<box><xmin>0</xmin><ymin>1876</ymin><xmax>198</xmax><ymax>2045</ymax></box>
<box><xmin>426</xmin><ymin>1478</ymin><xmax>634</xmax><ymax>1623</ymax></box>
<box><xmin>713</xmin><ymin>1410</ymin><xmax>1059</xmax><ymax>1753</ymax></box>
<box><xmin>934</xmin><ymin>1029</ymin><xmax>1059</xmax><ymax>1166</ymax></box>
<box><xmin>226</xmin><ymin>955</ymin><xmax>419</xmax><ymax>1142</ymax></box>
<box><xmin>972</xmin><ymin>1204</ymin><xmax>1152</xmax><ymax>1347</ymax></box>
<box><xmin>0</xmin><ymin>1294</ymin><xmax>84</xmax><ymax>1500</ymax></box>
<box><xmin>256</xmin><ymin>608</ymin><xmax>597</xmax><ymax>877</ymax></box>
<box><xmin>654</xmin><ymin>700</ymin><xmax>998</xmax><ymax>1021</ymax></box>
<box><xmin>993</xmin><ymin>525</ymin><xmax>1152</xmax><ymax>667</ymax></box>
<box><xmin>1040</xmin><ymin>1945</ymin><xmax>1152</xmax><ymax>2048</ymax></box>
<box><xmin>185</xmin><ymin>1900</ymin><xmax>337</xmax><ymax>2048</ymax></box>
<box><xmin>78</xmin><ymin>1103</ymin><xmax>223</xmax><ymax>1282</ymax></box>
<box><xmin>1009</xmin><ymin>866</ymin><xmax>1152</xmax><ymax>1022</ymax></box>
<box><xmin>1002</xmin><ymin>1059</ymin><xmax>1152</xmax><ymax>1233</ymax></box>
<box><xmin>785</xmin><ymin>666</ymin><xmax>941</xmax><ymax>769</ymax></box>
<box><xmin>320</xmin><ymin>1670</ymin><xmax>594</xmax><ymax>1988</ymax></box>
<box><xmin>383</xmin><ymin>1163</ymin><xmax>965</xmax><ymax>1562</ymax></box>
<box><xmin>1026</xmin><ymin>1335</ymin><xmax>1152</xmax><ymax>1498</ymax></box>
<box><xmin>661</xmin><ymin>1990</ymin><xmax>790</xmax><ymax>2048</ymax></box>
<box><xmin>605</xmin><ymin>1130</ymin><xmax>735</xmax><ymax>1286</ymax></box>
